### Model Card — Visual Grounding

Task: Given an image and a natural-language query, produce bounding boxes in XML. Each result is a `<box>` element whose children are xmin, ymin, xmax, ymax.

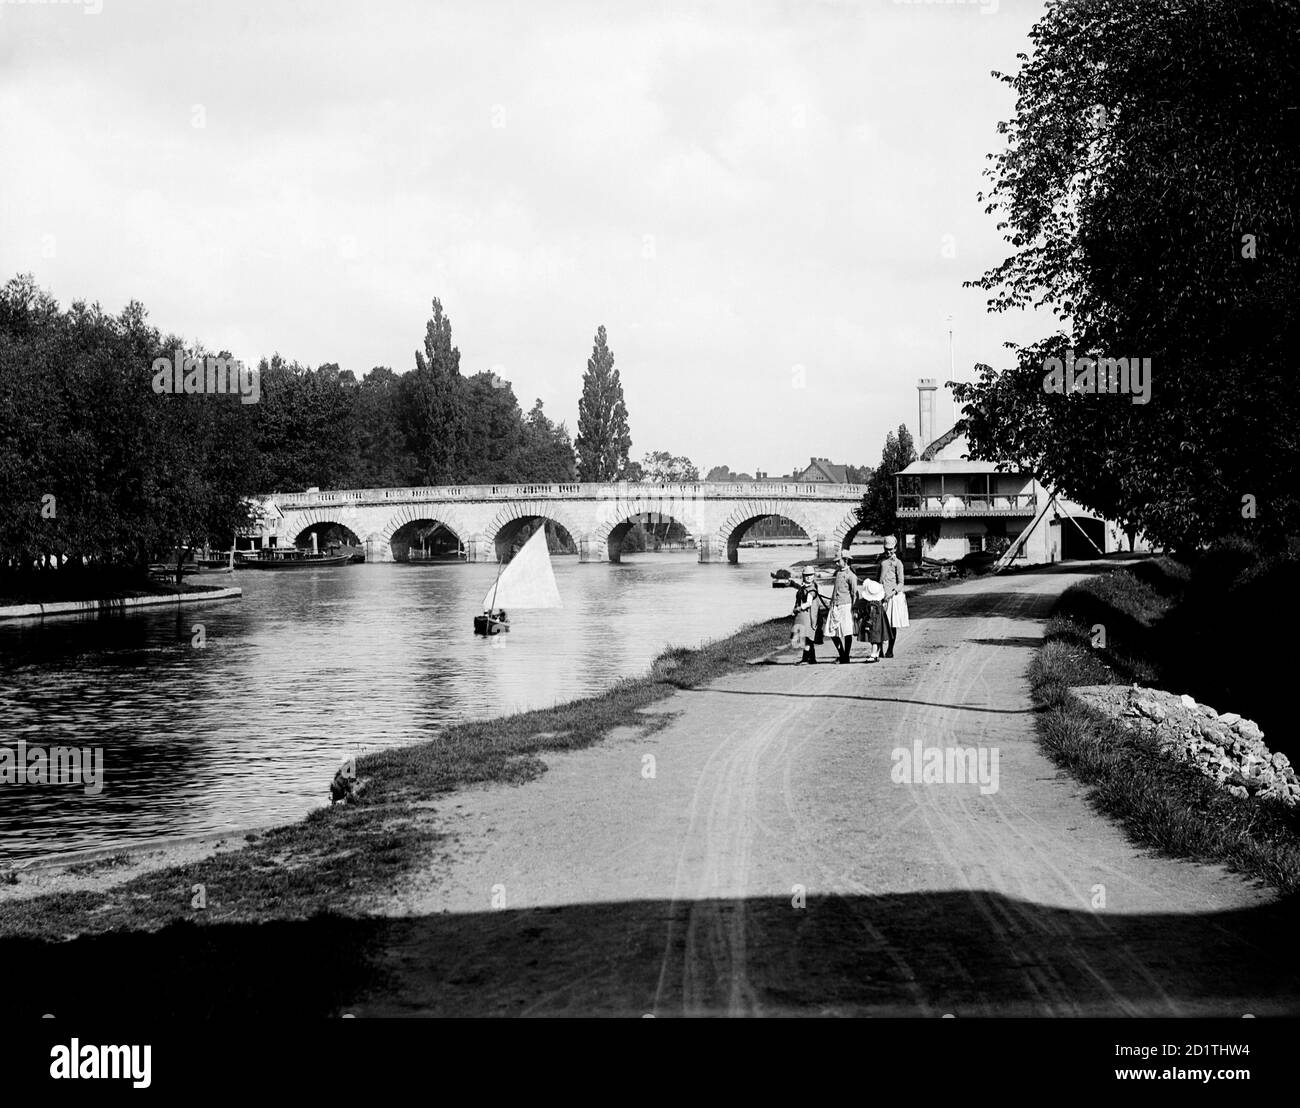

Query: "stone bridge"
<box><xmin>259</xmin><ymin>481</ymin><xmax>867</xmax><ymax>563</ymax></box>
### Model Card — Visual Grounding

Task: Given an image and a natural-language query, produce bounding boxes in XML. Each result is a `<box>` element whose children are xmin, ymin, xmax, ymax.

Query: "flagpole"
<box><xmin>946</xmin><ymin>314</ymin><xmax>955</xmax><ymax>429</ymax></box>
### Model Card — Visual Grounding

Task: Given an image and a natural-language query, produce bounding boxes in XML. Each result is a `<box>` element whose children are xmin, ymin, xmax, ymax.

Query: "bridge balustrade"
<box><xmin>268</xmin><ymin>481</ymin><xmax>865</xmax><ymax>508</ymax></box>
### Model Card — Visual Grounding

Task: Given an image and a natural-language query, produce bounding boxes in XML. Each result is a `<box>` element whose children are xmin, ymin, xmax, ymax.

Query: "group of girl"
<box><xmin>790</xmin><ymin>535</ymin><xmax>909</xmax><ymax>665</ymax></box>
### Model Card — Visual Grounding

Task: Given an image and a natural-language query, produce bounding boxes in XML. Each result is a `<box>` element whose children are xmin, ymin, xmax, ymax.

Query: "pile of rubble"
<box><xmin>1073</xmin><ymin>685</ymin><xmax>1300</xmax><ymax>808</ymax></box>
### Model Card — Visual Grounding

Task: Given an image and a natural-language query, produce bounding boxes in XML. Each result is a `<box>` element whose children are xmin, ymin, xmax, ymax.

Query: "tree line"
<box><xmin>0</xmin><ymin>283</ymin><xmax>630</xmax><ymax>577</ymax></box>
<box><xmin>0</xmin><ymin>276</ymin><xmax>256</xmax><ymax>580</ymax></box>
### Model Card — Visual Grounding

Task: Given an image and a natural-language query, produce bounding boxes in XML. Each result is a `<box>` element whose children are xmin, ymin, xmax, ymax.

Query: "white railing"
<box><xmin>266</xmin><ymin>481</ymin><xmax>866</xmax><ymax>508</ymax></box>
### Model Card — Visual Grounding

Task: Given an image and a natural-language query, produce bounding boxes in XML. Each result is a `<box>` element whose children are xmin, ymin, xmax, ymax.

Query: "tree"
<box><xmin>702</xmin><ymin>464</ymin><xmax>753</xmax><ymax>482</ymax></box>
<box><xmin>574</xmin><ymin>325</ymin><xmax>632</xmax><ymax>481</ymax></box>
<box><xmin>508</xmin><ymin>400</ymin><xmax>577</xmax><ymax>482</ymax></box>
<box><xmin>856</xmin><ymin>424</ymin><xmax>918</xmax><ymax>549</ymax></box>
<box><xmin>354</xmin><ymin>366</ymin><xmax>414</xmax><ymax>488</ymax></box>
<box><xmin>402</xmin><ymin>299</ymin><xmax>466</xmax><ymax>484</ymax></box>
<box><xmin>640</xmin><ymin>450</ymin><xmax>699</xmax><ymax>484</ymax></box>
<box><xmin>952</xmin><ymin>0</ymin><xmax>1300</xmax><ymax>552</ymax></box>
<box><xmin>252</xmin><ymin>356</ymin><xmax>357</xmax><ymax>491</ymax></box>
<box><xmin>460</xmin><ymin>371</ymin><xmax>527</xmax><ymax>482</ymax></box>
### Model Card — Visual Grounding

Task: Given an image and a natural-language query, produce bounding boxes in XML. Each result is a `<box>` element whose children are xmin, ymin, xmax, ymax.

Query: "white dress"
<box><xmin>826</xmin><ymin>569</ymin><xmax>856</xmax><ymax>637</ymax></box>
<box><xmin>881</xmin><ymin>555</ymin><xmax>909</xmax><ymax>628</ymax></box>
<box><xmin>885</xmin><ymin>592</ymin><xmax>910</xmax><ymax>628</ymax></box>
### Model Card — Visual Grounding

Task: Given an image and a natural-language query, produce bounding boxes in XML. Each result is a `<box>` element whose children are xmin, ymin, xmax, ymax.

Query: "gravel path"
<box><xmin>353</xmin><ymin>565</ymin><xmax>1299</xmax><ymax>1016</ymax></box>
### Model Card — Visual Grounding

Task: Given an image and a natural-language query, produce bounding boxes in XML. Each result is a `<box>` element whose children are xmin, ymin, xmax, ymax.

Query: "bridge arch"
<box><xmin>591</xmin><ymin>495</ymin><xmax>702</xmax><ymax>563</ymax></box>
<box><xmin>280</xmin><ymin>509</ymin><xmax>368</xmax><ymax>552</ymax></box>
<box><xmin>603</xmin><ymin>512</ymin><xmax>695</xmax><ymax>563</ymax></box>
<box><xmin>289</xmin><ymin>516</ymin><xmax>362</xmax><ymax>549</ymax></box>
<box><xmin>829</xmin><ymin>507</ymin><xmax>872</xmax><ymax>552</ymax></box>
<box><xmin>389</xmin><ymin>516</ymin><xmax>464</xmax><ymax>561</ymax></box>
<box><xmin>482</xmin><ymin>501</ymin><xmax>583</xmax><ymax>563</ymax></box>
<box><xmin>716</xmin><ymin>500</ymin><xmax>821</xmax><ymax>564</ymax></box>
<box><xmin>378</xmin><ymin>505</ymin><xmax>472</xmax><ymax>563</ymax></box>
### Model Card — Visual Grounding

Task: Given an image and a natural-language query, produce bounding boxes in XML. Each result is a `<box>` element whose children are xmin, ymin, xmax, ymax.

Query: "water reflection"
<box><xmin>0</xmin><ymin>550</ymin><xmax>809</xmax><ymax>859</ymax></box>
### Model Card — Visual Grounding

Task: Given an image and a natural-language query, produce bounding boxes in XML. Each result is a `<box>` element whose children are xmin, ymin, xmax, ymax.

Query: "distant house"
<box><xmin>238</xmin><ymin>495</ymin><xmax>283</xmax><ymax>550</ymax></box>
<box><xmin>897</xmin><ymin>380</ymin><xmax>1150</xmax><ymax>564</ymax></box>
<box><xmin>791</xmin><ymin>457</ymin><xmax>849</xmax><ymax>483</ymax></box>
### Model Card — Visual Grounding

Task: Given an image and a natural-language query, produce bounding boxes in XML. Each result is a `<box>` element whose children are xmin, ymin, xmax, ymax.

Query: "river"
<box><xmin>0</xmin><ymin>549</ymin><xmax>815</xmax><ymax>861</ymax></box>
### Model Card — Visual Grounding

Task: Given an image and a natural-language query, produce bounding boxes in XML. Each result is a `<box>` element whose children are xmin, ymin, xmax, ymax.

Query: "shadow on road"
<box><xmin>962</xmin><ymin>636</ymin><xmax>1046</xmax><ymax>649</ymax></box>
<box><xmin>678</xmin><ymin>686</ymin><xmax>1038</xmax><ymax>715</ymax></box>
<box><xmin>5</xmin><ymin>888</ymin><xmax>1296</xmax><ymax>1017</ymax></box>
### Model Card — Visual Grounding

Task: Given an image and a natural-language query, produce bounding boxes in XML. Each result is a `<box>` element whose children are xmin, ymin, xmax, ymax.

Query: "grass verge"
<box><xmin>0</xmin><ymin>616</ymin><xmax>790</xmax><ymax>937</ymax></box>
<box><xmin>1031</xmin><ymin>560</ymin><xmax>1300</xmax><ymax>894</ymax></box>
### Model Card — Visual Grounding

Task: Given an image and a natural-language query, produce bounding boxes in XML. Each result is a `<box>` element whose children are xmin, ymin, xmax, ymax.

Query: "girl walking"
<box><xmin>879</xmin><ymin>535</ymin><xmax>908</xmax><ymax>657</ymax></box>
<box><xmin>790</xmin><ymin>567</ymin><xmax>825</xmax><ymax>664</ymax></box>
<box><xmin>856</xmin><ymin>576</ymin><xmax>890</xmax><ymax>661</ymax></box>
<box><xmin>826</xmin><ymin>552</ymin><xmax>860</xmax><ymax>664</ymax></box>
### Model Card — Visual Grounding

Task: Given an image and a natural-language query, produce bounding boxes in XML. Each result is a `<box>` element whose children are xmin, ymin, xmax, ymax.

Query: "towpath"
<box><xmin>353</xmin><ymin>565</ymin><xmax>1298</xmax><ymax>1016</ymax></box>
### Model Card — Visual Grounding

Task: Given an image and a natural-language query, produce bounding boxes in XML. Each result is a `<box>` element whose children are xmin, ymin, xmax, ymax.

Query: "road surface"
<box><xmin>351</xmin><ymin>565</ymin><xmax>1300</xmax><ymax>1016</ymax></box>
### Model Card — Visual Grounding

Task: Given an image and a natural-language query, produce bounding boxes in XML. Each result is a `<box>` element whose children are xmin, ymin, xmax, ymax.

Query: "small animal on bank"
<box><xmin>330</xmin><ymin>760</ymin><xmax>356</xmax><ymax>805</ymax></box>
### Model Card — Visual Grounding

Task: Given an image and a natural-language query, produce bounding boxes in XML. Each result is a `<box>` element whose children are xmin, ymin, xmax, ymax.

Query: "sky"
<box><xmin>0</xmin><ymin>0</ymin><xmax>1051</xmax><ymax>479</ymax></box>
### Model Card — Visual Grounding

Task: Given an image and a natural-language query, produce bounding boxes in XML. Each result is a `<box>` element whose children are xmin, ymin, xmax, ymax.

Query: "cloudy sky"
<box><xmin>0</xmin><ymin>0</ymin><xmax>1049</xmax><ymax>477</ymax></box>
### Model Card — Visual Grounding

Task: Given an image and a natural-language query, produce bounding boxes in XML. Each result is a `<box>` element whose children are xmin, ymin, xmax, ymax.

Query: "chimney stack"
<box><xmin>917</xmin><ymin>378</ymin><xmax>938</xmax><ymax>451</ymax></box>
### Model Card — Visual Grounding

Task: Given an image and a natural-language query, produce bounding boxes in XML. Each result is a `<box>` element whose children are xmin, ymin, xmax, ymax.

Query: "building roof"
<box><xmin>898</xmin><ymin>459</ymin><xmax>1009</xmax><ymax>475</ymax></box>
<box><xmin>796</xmin><ymin>457</ymin><xmax>849</xmax><ymax>483</ymax></box>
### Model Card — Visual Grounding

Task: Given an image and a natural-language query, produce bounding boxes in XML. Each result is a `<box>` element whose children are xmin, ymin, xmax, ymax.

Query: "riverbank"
<box><xmin>0</xmin><ymin>580</ymin><xmax>242</xmax><ymax>621</ymax></box>
<box><xmin>0</xmin><ymin>614</ymin><xmax>793</xmax><ymax>934</ymax></box>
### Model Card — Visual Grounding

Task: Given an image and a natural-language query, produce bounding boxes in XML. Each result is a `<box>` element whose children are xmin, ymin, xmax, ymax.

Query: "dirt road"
<box><xmin>351</xmin><ymin>566</ymin><xmax>1300</xmax><ymax>1016</ymax></box>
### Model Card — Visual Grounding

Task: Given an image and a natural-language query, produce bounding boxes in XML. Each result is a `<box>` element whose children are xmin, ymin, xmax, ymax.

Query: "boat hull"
<box><xmin>473</xmin><ymin>613</ymin><xmax>510</xmax><ymax>635</ymax></box>
<box><xmin>235</xmin><ymin>553</ymin><xmax>353</xmax><ymax>569</ymax></box>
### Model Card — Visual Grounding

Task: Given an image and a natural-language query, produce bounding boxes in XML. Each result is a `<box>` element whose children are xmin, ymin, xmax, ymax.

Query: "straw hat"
<box><xmin>861</xmin><ymin>578</ymin><xmax>885</xmax><ymax>600</ymax></box>
<box><xmin>883</xmin><ymin>535</ymin><xmax>898</xmax><ymax>550</ymax></box>
<box><xmin>801</xmin><ymin>566</ymin><xmax>816</xmax><ymax>579</ymax></box>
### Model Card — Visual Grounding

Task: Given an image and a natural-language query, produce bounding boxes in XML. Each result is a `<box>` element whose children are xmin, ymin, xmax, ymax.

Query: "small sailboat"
<box><xmin>474</xmin><ymin>526</ymin><xmax>562</xmax><ymax>634</ymax></box>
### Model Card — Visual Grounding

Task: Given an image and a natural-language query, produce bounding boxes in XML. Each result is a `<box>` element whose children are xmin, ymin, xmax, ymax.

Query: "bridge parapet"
<box><xmin>267</xmin><ymin>481</ymin><xmax>864</xmax><ymax>509</ymax></box>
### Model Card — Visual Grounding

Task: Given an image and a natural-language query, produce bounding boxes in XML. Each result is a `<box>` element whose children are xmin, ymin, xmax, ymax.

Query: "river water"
<box><xmin>0</xmin><ymin>550</ymin><xmax>814</xmax><ymax>861</ymax></box>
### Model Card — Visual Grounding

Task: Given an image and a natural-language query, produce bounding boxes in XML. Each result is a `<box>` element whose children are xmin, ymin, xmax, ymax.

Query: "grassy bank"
<box><xmin>0</xmin><ymin>615</ymin><xmax>790</xmax><ymax>938</ymax></box>
<box><xmin>1031</xmin><ymin>554</ymin><xmax>1300</xmax><ymax>894</ymax></box>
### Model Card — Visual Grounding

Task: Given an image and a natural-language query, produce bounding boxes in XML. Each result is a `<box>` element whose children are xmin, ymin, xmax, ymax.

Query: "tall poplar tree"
<box><xmin>574</xmin><ymin>325</ymin><xmax>632</xmax><ymax>481</ymax></box>
<box><xmin>402</xmin><ymin>299</ymin><xmax>465</xmax><ymax>484</ymax></box>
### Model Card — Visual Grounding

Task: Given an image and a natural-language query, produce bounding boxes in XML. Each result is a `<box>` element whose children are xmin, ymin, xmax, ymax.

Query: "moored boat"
<box><xmin>235</xmin><ymin>549</ymin><xmax>353</xmax><ymax>569</ymax></box>
<box><xmin>196</xmin><ymin>555</ymin><xmax>235</xmax><ymax>569</ymax></box>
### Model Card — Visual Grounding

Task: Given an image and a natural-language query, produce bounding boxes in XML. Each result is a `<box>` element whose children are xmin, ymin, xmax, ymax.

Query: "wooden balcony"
<box><xmin>896</xmin><ymin>493</ymin><xmax>1038</xmax><ymax>519</ymax></box>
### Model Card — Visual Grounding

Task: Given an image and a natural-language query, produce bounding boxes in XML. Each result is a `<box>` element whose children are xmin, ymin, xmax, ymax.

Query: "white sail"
<box><xmin>481</xmin><ymin>527</ymin><xmax>562</xmax><ymax>611</ymax></box>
